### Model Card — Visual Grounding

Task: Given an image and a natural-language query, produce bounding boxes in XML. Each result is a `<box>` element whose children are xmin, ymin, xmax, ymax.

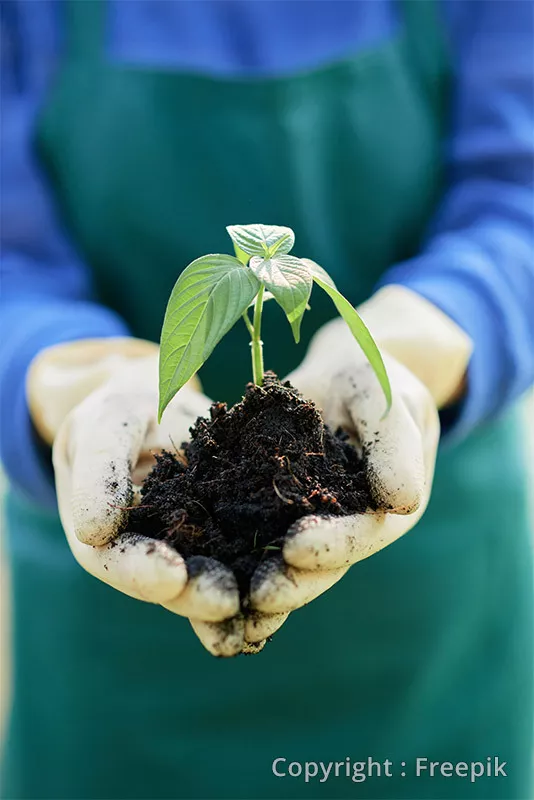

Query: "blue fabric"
<box><xmin>1</xmin><ymin>0</ymin><xmax>533</xmax><ymax>503</ymax></box>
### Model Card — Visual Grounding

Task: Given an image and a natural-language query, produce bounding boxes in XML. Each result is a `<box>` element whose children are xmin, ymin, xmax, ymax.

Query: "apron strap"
<box><xmin>63</xmin><ymin>0</ymin><xmax>448</xmax><ymax>83</ymax></box>
<box><xmin>65</xmin><ymin>0</ymin><xmax>104</xmax><ymax>62</ymax></box>
<box><xmin>401</xmin><ymin>0</ymin><xmax>450</xmax><ymax>104</ymax></box>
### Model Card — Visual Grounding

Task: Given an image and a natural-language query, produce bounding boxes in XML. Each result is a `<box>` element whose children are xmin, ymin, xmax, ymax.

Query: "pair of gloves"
<box><xmin>27</xmin><ymin>286</ymin><xmax>472</xmax><ymax>656</ymax></box>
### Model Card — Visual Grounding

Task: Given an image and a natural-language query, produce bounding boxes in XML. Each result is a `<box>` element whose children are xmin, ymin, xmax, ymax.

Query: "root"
<box><xmin>272</xmin><ymin>479</ymin><xmax>294</xmax><ymax>505</ymax></box>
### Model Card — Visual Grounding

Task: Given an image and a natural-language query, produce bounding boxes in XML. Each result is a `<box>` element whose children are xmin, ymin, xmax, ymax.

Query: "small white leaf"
<box><xmin>227</xmin><ymin>224</ymin><xmax>295</xmax><ymax>258</ymax></box>
<box><xmin>249</xmin><ymin>255</ymin><xmax>312</xmax><ymax>343</ymax></box>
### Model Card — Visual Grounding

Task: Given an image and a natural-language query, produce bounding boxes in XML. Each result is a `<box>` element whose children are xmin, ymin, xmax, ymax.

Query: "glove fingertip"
<box><xmin>164</xmin><ymin>556</ymin><xmax>240</xmax><ymax>621</ymax></box>
<box><xmin>73</xmin><ymin>504</ymin><xmax>126</xmax><ymax>546</ymax></box>
<box><xmin>71</xmin><ymin>457</ymin><xmax>133</xmax><ymax>545</ymax></box>
<box><xmin>190</xmin><ymin>616</ymin><xmax>244</xmax><ymax>658</ymax></box>
<box><xmin>368</xmin><ymin>464</ymin><xmax>423</xmax><ymax>515</ymax></box>
<box><xmin>244</xmin><ymin>610</ymin><xmax>289</xmax><ymax>643</ymax></box>
<box><xmin>242</xmin><ymin>639</ymin><xmax>267</xmax><ymax>655</ymax></box>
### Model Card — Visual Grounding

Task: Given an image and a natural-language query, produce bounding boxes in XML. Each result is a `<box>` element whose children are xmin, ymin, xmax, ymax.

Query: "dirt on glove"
<box><xmin>127</xmin><ymin>373</ymin><xmax>376</xmax><ymax>597</ymax></box>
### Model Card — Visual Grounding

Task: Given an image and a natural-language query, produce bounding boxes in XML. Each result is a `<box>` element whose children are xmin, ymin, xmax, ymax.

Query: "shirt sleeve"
<box><xmin>381</xmin><ymin>0</ymin><xmax>534</xmax><ymax>439</ymax></box>
<box><xmin>0</xmin><ymin>1</ymin><xmax>129</xmax><ymax>508</ymax></box>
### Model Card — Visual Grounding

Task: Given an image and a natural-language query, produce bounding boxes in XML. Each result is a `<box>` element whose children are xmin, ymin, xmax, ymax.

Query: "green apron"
<box><xmin>2</xmin><ymin>2</ymin><xmax>532</xmax><ymax>798</ymax></box>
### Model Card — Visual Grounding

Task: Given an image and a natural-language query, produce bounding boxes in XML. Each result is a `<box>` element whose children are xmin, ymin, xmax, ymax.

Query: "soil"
<box><xmin>127</xmin><ymin>373</ymin><xmax>376</xmax><ymax>597</ymax></box>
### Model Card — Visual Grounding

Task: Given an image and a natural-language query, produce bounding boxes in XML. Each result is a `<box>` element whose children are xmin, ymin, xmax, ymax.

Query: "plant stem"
<box><xmin>242</xmin><ymin>310</ymin><xmax>254</xmax><ymax>338</ymax></box>
<box><xmin>251</xmin><ymin>285</ymin><xmax>265</xmax><ymax>386</ymax></box>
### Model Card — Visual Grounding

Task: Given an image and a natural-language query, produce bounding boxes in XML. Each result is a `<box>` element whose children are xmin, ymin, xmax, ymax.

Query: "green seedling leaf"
<box><xmin>301</xmin><ymin>258</ymin><xmax>336</xmax><ymax>290</ymax></box>
<box><xmin>304</xmin><ymin>259</ymin><xmax>392</xmax><ymax>413</ymax></box>
<box><xmin>249</xmin><ymin>254</ymin><xmax>312</xmax><ymax>343</ymax></box>
<box><xmin>227</xmin><ymin>224</ymin><xmax>295</xmax><ymax>258</ymax></box>
<box><xmin>159</xmin><ymin>254</ymin><xmax>260</xmax><ymax>420</ymax></box>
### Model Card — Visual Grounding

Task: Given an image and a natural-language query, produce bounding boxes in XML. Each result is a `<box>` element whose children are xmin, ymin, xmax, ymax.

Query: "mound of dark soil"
<box><xmin>128</xmin><ymin>373</ymin><xmax>375</xmax><ymax>596</ymax></box>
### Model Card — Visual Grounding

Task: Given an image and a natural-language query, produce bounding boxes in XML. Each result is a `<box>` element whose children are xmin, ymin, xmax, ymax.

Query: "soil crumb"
<box><xmin>128</xmin><ymin>373</ymin><xmax>375</xmax><ymax>596</ymax></box>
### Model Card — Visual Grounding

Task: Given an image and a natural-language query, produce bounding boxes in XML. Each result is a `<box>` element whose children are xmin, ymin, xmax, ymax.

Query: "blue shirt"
<box><xmin>1</xmin><ymin>0</ymin><xmax>533</xmax><ymax>508</ymax></box>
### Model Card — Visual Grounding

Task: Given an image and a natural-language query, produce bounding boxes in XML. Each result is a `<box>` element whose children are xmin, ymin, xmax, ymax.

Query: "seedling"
<box><xmin>158</xmin><ymin>224</ymin><xmax>391</xmax><ymax>420</ymax></box>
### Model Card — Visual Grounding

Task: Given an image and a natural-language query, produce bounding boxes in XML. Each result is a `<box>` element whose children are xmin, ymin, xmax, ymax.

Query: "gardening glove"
<box><xmin>27</xmin><ymin>338</ymin><xmax>244</xmax><ymax>655</ymax></box>
<box><xmin>249</xmin><ymin>284</ymin><xmax>473</xmax><ymax>617</ymax></box>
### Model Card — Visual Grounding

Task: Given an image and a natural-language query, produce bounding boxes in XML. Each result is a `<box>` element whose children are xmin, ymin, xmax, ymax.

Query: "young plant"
<box><xmin>158</xmin><ymin>224</ymin><xmax>391</xmax><ymax>421</ymax></box>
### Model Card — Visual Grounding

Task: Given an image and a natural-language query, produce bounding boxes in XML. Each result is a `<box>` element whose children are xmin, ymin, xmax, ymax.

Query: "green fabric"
<box><xmin>2</xmin><ymin>1</ymin><xmax>532</xmax><ymax>798</ymax></box>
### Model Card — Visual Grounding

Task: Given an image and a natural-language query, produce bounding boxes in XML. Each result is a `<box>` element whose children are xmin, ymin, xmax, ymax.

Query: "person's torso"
<box><xmin>3</xmin><ymin>2</ymin><xmax>532</xmax><ymax>798</ymax></box>
<box><xmin>36</xmin><ymin>0</ymin><xmax>448</xmax><ymax>399</ymax></box>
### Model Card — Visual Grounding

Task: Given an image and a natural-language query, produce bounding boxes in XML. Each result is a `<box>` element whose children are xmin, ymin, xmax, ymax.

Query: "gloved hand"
<box><xmin>27</xmin><ymin>338</ymin><xmax>252</xmax><ymax>656</ymax></box>
<box><xmin>248</xmin><ymin>285</ymin><xmax>472</xmax><ymax>617</ymax></box>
